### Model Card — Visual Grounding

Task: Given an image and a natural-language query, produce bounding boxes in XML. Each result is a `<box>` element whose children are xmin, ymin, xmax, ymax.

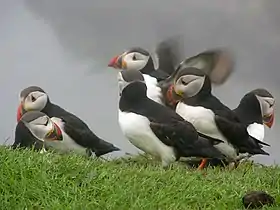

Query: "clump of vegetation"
<box><xmin>0</xmin><ymin>146</ymin><xmax>278</xmax><ymax>209</ymax></box>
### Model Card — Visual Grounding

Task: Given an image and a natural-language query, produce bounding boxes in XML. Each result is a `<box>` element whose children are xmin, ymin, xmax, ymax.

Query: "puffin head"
<box><xmin>17</xmin><ymin>86</ymin><xmax>49</xmax><ymax>122</ymax></box>
<box><xmin>173</xmin><ymin>67</ymin><xmax>211</xmax><ymax>99</ymax></box>
<box><xmin>252</xmin><ymin>89</ymin><xmax>275</xmax><ymax>128</ymax></box>
<box><xmin>117</xmin><ymin>69</ymin><xmax>145</xmax><ymax>96</ymax></box>
<box><xmin>108</xmin><ymin>47</ymin><xmax>153</xmax><ymax>73</ymax></box>
<box><xmin>20</xmin><ymin>111</ymin><xmax>62</xmax><ymax>141</ymax></box>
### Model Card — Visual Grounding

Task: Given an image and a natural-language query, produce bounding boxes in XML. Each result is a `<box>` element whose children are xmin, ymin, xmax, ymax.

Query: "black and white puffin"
<box><xmin>12</xmin><ymin>119</ymin><xmax>44</xmax><ymax>151</ymax></box>
<box><xmin>118</xmin><ymin>69</ymin><xmax>225</xmax><ymax>168</ymax></box>
<box><xmin>20</xmin><ymin>111</ymin><xmax>92</xmax><ymax>156</ymax></box>
<box><xmin>108</xmin><ymin>47</ymin><xmax>170</xmax><ymax>82</ymax></box>
<box><xmin>166</xmin><ymin>67</ymin><xmax>270</xmax><ymax>168</ymax></box>
<box><xmin>159</xmin><ymin>48</ymin><xmax>235</xmax><ymax>108</ymax></box>
<box><xmin>234</xmin><ymin>88</ymin><xmax>275</xmax><ymax>142</ymax></box>
<box><xmin>117</xmin><ymin>63</ymin><xmax>164</xmax><ymax>105</ymax></box>
<box><xmin>13</xmin><ymin>93</ymin><xmax>44</xmax><ymax>150</ymax></box>
<box><xmin>16</xmin><ymin>86</ymin><xmax>120</xmax><ymax>157</ymax></box>
<box><xmin>108</xmin><ymin>35</ymin><xmax>184</xmax><ymax>82</ymax></box>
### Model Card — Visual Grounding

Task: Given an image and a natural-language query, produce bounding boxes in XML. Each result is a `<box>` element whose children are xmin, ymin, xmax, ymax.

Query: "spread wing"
<box><xmin>174</xmin><ymin>48</ymin><xmax>235</xmax><ymax>85</ymax></box>
<box><xmin>155</xmin><ymin>36</ymin><xmax>184</xmax><ymax>75</ymax></box>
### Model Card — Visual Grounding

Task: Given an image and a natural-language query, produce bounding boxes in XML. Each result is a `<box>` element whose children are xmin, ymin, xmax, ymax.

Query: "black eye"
<box><xmin>132</xmin><ymin>54</ymin><xmax>136</xmax><ymax>60</ymax></box>
<box><xmin>31</xmin><ymin>95</ymin><xmax>36</xmax><ymax>102</ymax></box>
<box><xmin>182</xmin><ymin>80</ymin><xmax>187</xmax><ymax>85</ymax></box>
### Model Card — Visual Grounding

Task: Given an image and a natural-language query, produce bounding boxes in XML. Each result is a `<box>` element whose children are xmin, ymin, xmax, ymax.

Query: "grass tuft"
<box><xmin>0</xmin><ymin>146</ymin><xmax>279</xmax><ymax>209</ymax></box>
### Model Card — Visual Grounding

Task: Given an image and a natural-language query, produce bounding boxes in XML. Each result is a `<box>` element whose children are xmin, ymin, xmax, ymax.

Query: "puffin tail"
<box><xmin>94</xmin><ymin>138</ymin><xmax>121</xmax><ymax>157</ymax></box>
<box><xmin>238</xmin><ymin>135</ymin><xmax>270</xmax><ymax>156</ymax></box>
<box><xmin>254</xmin><ymin>138</ymin><xmax>270</xmax><ymax>147</ymax></box>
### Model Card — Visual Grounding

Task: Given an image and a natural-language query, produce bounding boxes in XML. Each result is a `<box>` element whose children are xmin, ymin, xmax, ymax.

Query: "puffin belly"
<box><xmin>118</xmin><ymin>111</ymin><xmax>176</xmax><ymax>162</ymax></box>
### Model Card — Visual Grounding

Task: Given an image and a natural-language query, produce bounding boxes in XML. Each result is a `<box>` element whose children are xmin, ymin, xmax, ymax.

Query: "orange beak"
<box><xmin>264</xmin><ymin>111</ymin><xmax>274</xmax><ymax>128</ymax></box>
<box><xmin>108</xmin><ymin>55</ymin><xmax>126</xmax><ymax>69</ymax></box>
<box><xmin>17</xmin><ymin>103</ymin><xmax>23</xmax><ymax>122</ymax></box>
<box><xmin>108</xmin><ymin>55</ymin><xmax>121</xmax><ymax>68</ymax></box>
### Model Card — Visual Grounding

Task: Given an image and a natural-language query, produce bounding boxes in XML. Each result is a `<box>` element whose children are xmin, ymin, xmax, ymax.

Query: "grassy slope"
<box><xmin>0</xmin><ymin>147</ymin><xmax>279</xmax><ymax>210</ymax></box>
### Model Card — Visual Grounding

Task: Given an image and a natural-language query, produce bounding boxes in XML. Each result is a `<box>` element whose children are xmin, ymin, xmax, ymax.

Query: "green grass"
<box><xmin>0</xmin><ymin>147</ymin><xmax>279</xmax><ymax>210</ymax></box>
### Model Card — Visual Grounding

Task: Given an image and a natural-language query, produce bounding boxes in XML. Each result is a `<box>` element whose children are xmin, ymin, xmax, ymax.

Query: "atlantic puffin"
<box><xmin>234</xmin><ymin>88</ymin><xmax>275</xmax><ymax>141</ymax></box>
<box><xmin>117</xmin><ymin>65</ymin><xmax>164</xmax><ymax>105</ymax></box>
<box><xmin>118</xmin><ymin>69</ymin><xmax>225</xmax><ymax>168</ymax></box>
<box><xmin>16</xmin><ymin>86</ymin><xmax>120</xmax><ymax>157</ymax></box>
<box><xmin>13</xmin><ymin>94</ymin><xmax>44</xmax><ymax>150</ymax></box>
<box><xmin>12</xmin><ymin>119</ymin><xmax>44</xmax><ymax>151</ymax></box>
<box><xmin>166</xmin><ymin>67</ymin><xmax>270</xmax><ymax>168</ymax></box>
<box><xmin>108</xmin><ymin>47</ymin><xmax>170</xmax><ymax>82</ymax></box>
<box><xmin>183</xmin><ymin>88</ymin><xmax>275</xmax><ymax>168</ymax></box>
<box><xmin>159</xmin><ymin>48</ymin><xmax>235</xmax><ymax>108</ymax></box>
<box><xmin>20</xmin><ymin>111</ymin><xmax>92</xmax><ymax>156</ymax></box>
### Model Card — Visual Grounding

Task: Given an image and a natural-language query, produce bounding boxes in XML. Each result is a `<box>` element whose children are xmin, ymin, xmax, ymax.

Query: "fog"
<box><xmin>1</xmin><ymin>0</ymin><xmax>280</xmax><ymax>164</ymax></box>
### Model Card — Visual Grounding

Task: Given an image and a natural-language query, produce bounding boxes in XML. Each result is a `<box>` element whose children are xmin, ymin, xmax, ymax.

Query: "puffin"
<box><xmin>165</xmin><ymin>67</ymin><xmax>270</xmax><ymax>169</ymax></box>
<box><xmin>117</xmin><ymin>64</ymin><xmax>164</xmax><ymax>105</ymax></box>
<box><xmin>118</xmin><ymin>69</ymin><xmax>226</xmax><ymax>168</ymax></box>
<box><xmin>19</xmin><ymin>111</ymin><xmax>92</xmax><ymax>156</ymax></box>
<box><xmin>16</xmin><ymin>86</ymin><xmax>120</xmax><ymax>157</ymax></box>
<box><xmin>13</xmin><ymin>94</ymin><xmax>44</xmax><ymax>150</ymax></box>
<box><xmin>159</xmin><ymin>48</ymin><xmax>235</xmax><ymax>108</ymax></box>
<box><xmin>108</xmin><ymin>47</ymin><xmax>171</xmax><ymax>82</ymax></box>
<box><xmin>234</xmin><ymin>88</ymin><xmax>275</xmax><ymax>142</ymax></box>
<box><xmin>183</xmin><ymin>88</ymin><xmax>275</xmax><ymax>168</ymax></box>
<box><xmin>12</xmin><ymin>120</ymin><xmax>44</xmax><ymax>151</ymax></box>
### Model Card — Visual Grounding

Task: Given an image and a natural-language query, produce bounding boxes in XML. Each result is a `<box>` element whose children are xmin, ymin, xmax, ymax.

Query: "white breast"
<box><xmin>247</xmin><ymin>123</ymin><xmax>265</xmax><ymax>142</ymax></box>
<box><xmin>44</xmin><ymin>117</ymin><xmax>89</xmax><ymax>156</ymax></box>
<box><xmin>143</xmin><ymin>74</ymin><xmax>164</xmax><ymax>105</ymax></box>
<box><xmin>118</xmin><ymin>110</ymin><xmax>176</xmax><ymax>164</ymax></box>
<box><xmin>175</xmin><ymin>102</ymin><xmax>237</xmax><ymax>160</ymax></box>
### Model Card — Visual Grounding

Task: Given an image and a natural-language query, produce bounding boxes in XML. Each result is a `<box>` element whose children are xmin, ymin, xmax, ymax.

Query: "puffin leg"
<box><xmin>198</xmin><ymin>158</ymin><xmax>207</xmax><ymax>170</ymax></box>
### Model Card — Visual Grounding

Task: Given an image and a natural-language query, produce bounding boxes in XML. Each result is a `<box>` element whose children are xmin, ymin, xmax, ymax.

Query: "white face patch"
<box><xmin>256</xmin><ymin>96</ymin><xmax>275</xmax><ymax>118</ymax></box>
<box><xmin>123</xmin><ymin>52</ymin><xmax>149</xmax><ymax>71</ymax></box>
<box><xmin>23</xmin><ymin>91</ymin><xmax>48</xmax><ymax>111</ymax></box>
<box><xmin>24</xmin><ymin>116</ymin><xmax>54</xmax><ymax>140</ymax></box>
<box><xmin>174</xmin><ymin>75</ymin><xmax>205</xmax><ymax>98</ymax></box>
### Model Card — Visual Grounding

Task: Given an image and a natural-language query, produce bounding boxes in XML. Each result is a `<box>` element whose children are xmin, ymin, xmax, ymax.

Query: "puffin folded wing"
<box><xmin>150</xmin><ymin>121</ymin><xmax>224</xmax><ymax>159</ymax></box>
<box><xmin>61</xmin><ymin>116</ymin><xmax>120</xmax><ymax>157</ymax></box>
<box><xmin>214</xmin><ymin>115</ymin><xmax>270</xmax><ymax>155</ymax></box>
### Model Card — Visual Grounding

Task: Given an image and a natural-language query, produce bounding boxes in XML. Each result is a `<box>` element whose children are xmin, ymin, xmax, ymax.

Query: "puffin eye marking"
<box><xmin>31</xmin><ymin>95</ymin><xmax>36</xmax><ymax>102</ymax></box>
<box><xmin>132</xmin><ymin>54</ymin><xmax>136</xmax><ymax>60</ymax></box>
<box><xmin>182</xmin><ymin>80</ymin><xmax>188</xmax><ymax>86</ymax></box>
<box><xmin>44</xmin><ymin>119</ymin><xmax>48</xmax><ymax>126</ymax></box>
<box><xmin>265</xmin><ymin>100</ymin><xmax>274</xmax><ymax>108</ymax></box>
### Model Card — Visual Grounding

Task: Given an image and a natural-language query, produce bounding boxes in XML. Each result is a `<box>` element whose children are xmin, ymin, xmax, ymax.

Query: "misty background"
<box><xmin>1</xmin><ymin>0</ymin><xmax>280</xmax><ymax>164</ymax></box>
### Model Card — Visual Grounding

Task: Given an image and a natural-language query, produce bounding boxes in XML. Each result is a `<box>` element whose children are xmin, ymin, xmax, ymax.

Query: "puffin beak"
<box><xmin>16</xmin><ymin>103</ymin><xmax>23</xmax><ymax>122</ymax></box>
<box><xmin>173</xmin><ymin>85</ymin><xmax>184</xmax><ymax>97</ymax></box>
<box><xmin>263</xmin><ymin>111</ymin><xmax>274</xmax><ymax>128</ymax></box>
<box><xmin>108</xmin><ymin>55</ymin><xmax>126</xmax><ymax>69</ymax></box>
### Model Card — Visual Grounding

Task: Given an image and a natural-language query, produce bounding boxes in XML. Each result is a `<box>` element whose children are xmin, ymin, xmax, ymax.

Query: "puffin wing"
<box><xmin>247</xmin><ymin>123</ymin><xmax>265</xmax><ymax>142</ymax></box>
<box><xmin>150</xmin><ymin>120</ymin><xmax>224</xmax><ymax>159</ymax></box>
<box><xmin>154</xmin><ymin>36</ymin><xmax>184</xmax><ymax>75</ymax></box>
<box><xmin>148</xmin><ymin>70</ymin><xmax>170</xmax><ymax>82</ymax></box>
<box><xmin>214</xmin><ymin>115</ymin><xmax>270</xmax><ymax>154</ymax></box>
<box><xmin>174</xmin><ymin>48</ymin><xmax>235</xmax><ymax>85</ymax></box>
<box><xmin>60</xmin><ymin>115</ymin><xmax>120</xmax><ymax>156</ymax></box>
